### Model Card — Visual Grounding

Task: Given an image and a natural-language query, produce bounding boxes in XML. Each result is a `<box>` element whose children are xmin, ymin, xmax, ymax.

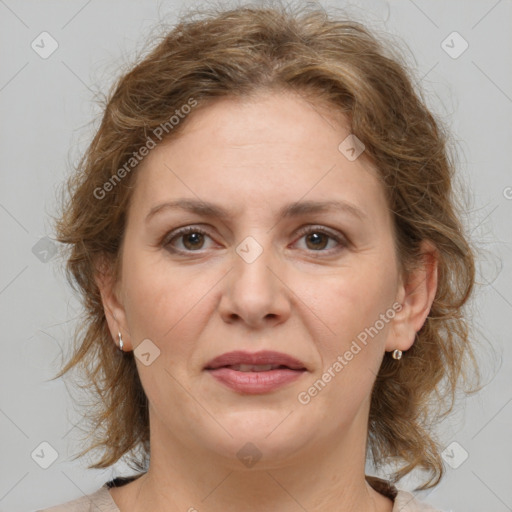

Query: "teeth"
<box><xmin>230</xmin><ymin>364</ymin><xmax>281</xmax><ymax>372</ymax></box>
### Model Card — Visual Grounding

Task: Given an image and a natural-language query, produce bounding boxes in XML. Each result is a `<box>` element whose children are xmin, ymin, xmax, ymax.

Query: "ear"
<box><xmin>387</xmin><ymin>239</ymin><xmax>439</xmax><ymax>353</ymax></box>
<box><xmin>94</xmin><ymin>255</ymin><xmax>132</xmax><ymax>351</ymax></box>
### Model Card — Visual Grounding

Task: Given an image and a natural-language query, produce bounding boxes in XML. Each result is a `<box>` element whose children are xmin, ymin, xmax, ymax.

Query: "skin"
<box><xmin>97</xmin><ymin>89</ymin><xmax>438</xmax><ymax>512</ymax></box>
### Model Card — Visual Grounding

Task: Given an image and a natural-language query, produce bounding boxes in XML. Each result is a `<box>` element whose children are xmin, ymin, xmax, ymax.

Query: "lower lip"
<box><xmin>205</xmin><ymin>367</ymin><xmax>306</xmax><ymax>394</ymax></box>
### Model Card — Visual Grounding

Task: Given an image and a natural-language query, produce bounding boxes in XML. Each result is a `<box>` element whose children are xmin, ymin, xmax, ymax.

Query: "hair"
<box><xmin>52</xmin><ymin>0</ymin><xmax>488</xmax><ymax>491</ymax></box>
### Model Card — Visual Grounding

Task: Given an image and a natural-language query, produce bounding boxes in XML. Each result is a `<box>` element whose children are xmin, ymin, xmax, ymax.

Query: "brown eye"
<box><xmin>163</xmin><ymin>226</ymin><xmax>213</xmax><ymax>253</ymax></box>
<box><xmin>162</xmin><ymin>225</ymin><xmax>347</xmax><ymax>256</ymax></box>
<box><xmin>181</xmin><ymin>231</ymin><xmax>206</xmax><ymax>250</ymax></box>
<box><xmin>294</xmin><ymin>226</ymin><xmax>347</xmax><ymax>254</ymax></box>
<box><xmin>304</xmin><ymin>232</ymin><xmax>330</xmax><ymax>250</ymax></box>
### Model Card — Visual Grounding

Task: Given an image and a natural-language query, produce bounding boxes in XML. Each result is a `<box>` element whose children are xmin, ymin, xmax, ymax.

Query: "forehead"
<box><xmin>129</xmin><ymin>91</ymin><xmax>389</xmax><ymax>225</ymax></box>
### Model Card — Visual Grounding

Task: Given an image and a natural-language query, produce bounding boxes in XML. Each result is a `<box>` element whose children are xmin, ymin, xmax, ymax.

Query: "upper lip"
<box><xmin>204</xmin><ymin>350</ymin><xmax>307</xmax><ymax>370</ymax></box>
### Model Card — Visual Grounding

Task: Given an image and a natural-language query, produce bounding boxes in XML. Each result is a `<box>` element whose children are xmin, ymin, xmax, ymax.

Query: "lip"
<box><xmin>203</xmin><ymin>350</ymin><xmax>308</xmax><ymax>395</ymax></box>
<box><xmin>203</xmin><ymin>350</ymin><xmax>307</xmax><ymax>371</ymax></box>
<box><xmin>206</xmin><ymin>367</ymin><xmax>306</xmax><ymax>394</ymax></box>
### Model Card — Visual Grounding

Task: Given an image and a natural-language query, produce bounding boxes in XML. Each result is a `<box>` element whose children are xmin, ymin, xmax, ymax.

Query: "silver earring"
<box><xmin>392</xmin><ymin>349</ymin><xmax>402</xmax><ymax>360</ymax></box>
<box><xmin>118</xmin><ymin>332</ymin><xmax>124</xmax><ymax>351</ymax></box>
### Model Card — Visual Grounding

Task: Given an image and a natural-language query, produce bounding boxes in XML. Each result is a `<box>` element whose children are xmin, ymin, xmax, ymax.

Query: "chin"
<box><xmin>199</xmin><ymin>412</ymin><xmax>315</xmax><ymax>468</ymax></box>
<box><xmin>212</xmin><ymin>436</ymin><xmax>310</xmax><ymax>471</ymax></box>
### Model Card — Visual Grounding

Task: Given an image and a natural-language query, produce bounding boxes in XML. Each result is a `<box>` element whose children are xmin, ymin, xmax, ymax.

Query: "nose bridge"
<box><xmin>233</xmin><ymin>231</ymin><xmax>278</xmax><ymax>297</ymax></box>
<box><xmin>219</xmin><ymin>230</ymin><xmax>289</xmax><ymax>327</ymax></box>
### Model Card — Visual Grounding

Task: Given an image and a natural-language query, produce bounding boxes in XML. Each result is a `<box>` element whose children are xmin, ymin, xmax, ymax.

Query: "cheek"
<box><xmin>303</xmin><ymin>260</ymin><xmax>396</xmax><ymax>361</ymax></box>
<box><xmin>299</xmin><ymin>269</ymin><xmax>395</xmax><ymax>420</ymax></box>
<box><xmin>122</xmin><ymin>247</ymin><xmax>215</xmax><ymax>351</ymax></box>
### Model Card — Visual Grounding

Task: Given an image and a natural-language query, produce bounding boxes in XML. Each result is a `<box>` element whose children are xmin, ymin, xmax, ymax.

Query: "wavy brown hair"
<box><xmin>51</xmin><ymin>0</ymin><xmax>487</xmax><ymax>491</ymax></box>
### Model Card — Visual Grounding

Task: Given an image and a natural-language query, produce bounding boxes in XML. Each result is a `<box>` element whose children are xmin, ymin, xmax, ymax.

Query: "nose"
<box><xmin>217</xmin><ymin>237</ymin><xmax>291</xmax><ymax>329</ymax></box>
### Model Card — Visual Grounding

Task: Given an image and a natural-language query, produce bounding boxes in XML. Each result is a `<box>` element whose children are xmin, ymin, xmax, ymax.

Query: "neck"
<box><xmin>122</xmin><ymin>405</ymin><xmax>390</xmax><ymax>512</ymax></box>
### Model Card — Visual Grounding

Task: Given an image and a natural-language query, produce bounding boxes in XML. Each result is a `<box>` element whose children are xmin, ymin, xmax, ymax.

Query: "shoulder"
<box><xmin>394</xmin><ymin>489</ymin><xmax>447</xmax><ymax>512</ymax></box>
<box><xmin>36</xmin><ymin>485</ymin><xmax>119</xmax><ymax>512</ymax></box>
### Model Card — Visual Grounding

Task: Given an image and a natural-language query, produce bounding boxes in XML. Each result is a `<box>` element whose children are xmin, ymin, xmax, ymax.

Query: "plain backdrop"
<box><xmin>0</xmin><ymin>1</ymin><xmax>511</xmax><ymax>511</ymax></box>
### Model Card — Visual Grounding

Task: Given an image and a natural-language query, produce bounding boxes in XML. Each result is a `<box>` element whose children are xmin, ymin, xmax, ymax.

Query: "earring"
<box><xmin>392</xmin><ymin>349</ymin><xmax>402</xmax><ymax>360</ymax></box>
<box><xmin>118</xmin><ymin>332</ymin><xmax>124</xmax><ymax>351</ymax></box>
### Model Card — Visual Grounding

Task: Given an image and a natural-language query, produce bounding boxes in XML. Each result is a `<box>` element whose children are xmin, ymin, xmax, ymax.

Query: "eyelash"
<box><xmin>162</xmin><ymin>225</ymin><xmax>348</xmax><ymax>256</ymax></box>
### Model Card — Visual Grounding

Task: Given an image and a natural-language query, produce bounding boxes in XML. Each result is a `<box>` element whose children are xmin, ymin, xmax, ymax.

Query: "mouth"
<box><xmin>210</xmin><ymin>364</ymin><xmax>300</xmax><ymax>372</ymax></box>
<box><xmin>203</xmin><ymin>351</ymin><xmax>308</xmax><ymax>394</ymax></box>
<box><xmin>203</xmin><ymin>350</ymin><xmax>308</xmax><ymax>372</ymax></box>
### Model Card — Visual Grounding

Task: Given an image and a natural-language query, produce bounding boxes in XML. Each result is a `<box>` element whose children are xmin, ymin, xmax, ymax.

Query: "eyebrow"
<box><xmin>145</xmin><ymin>198</ymin><xmax>368</xmax><ymax>223</ymax></box>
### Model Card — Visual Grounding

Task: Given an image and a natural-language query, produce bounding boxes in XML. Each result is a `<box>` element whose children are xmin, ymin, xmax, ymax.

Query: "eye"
<box><xmin>293</xmin><ymin>225</ymin><xmax>347</xmax><ymax>254</ymax></box>
<box><xmin>162</xmin><ymin>225</ymin><xmax>347</xmax><ymax>255</ymax></box>
<box><xmin>163</xmin><ymin>226</ymin><xmax>214</xmax><ymax>253</ymax></box>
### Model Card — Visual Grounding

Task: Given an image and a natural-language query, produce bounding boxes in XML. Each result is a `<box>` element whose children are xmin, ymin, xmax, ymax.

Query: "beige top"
<box><xmin>37</xmin><ymin>475</ymin><xmax>443</xmax><ymax>511</ymax></box>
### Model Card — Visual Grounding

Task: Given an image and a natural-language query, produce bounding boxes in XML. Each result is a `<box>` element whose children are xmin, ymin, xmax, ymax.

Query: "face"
<box><xmin>100</xmin><ymin>89</ymin><xmax>434</xmax><ymax>469</ymax></box>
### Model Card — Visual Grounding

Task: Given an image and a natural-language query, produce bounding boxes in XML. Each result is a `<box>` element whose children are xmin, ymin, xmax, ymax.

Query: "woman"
<box><xmin>40</xmin><ymin>2</ymin><xmax>482</xmax><ymax>511</ymax></box>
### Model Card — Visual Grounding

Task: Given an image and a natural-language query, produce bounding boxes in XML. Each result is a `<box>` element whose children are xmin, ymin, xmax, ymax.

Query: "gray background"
<box><xmin>0</xmin><ymin>0</ymin><xmax>511</xmax><ymax>511</ymax></box>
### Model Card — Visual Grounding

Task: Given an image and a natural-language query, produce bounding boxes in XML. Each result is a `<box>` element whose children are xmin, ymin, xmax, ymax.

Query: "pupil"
<box><xmin>182</xmin><ymin>232</ymin><xmax>328</xmax><ymax>251</ymax></box>
<box><xmin>308</xmin><ymin>232</ymin><xmax>325</xmax><ymax>249</ymax></box>
<box><xmin>186</xmin><ymin>233</ymin><xmax>203</xmax><ymax>248</ymax></box>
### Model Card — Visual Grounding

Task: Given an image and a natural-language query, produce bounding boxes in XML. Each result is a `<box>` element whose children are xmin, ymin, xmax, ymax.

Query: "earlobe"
<box><xmin>387</xmin><ymin>240</ymin><xmax>439</xmax><ymax>353</ymax></box>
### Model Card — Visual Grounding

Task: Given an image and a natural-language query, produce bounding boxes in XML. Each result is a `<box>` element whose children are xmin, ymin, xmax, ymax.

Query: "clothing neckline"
<box><xmin>105</xmin><ymin>473</ymin><xmax>399</xmax><ymax>502</ymax></box>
